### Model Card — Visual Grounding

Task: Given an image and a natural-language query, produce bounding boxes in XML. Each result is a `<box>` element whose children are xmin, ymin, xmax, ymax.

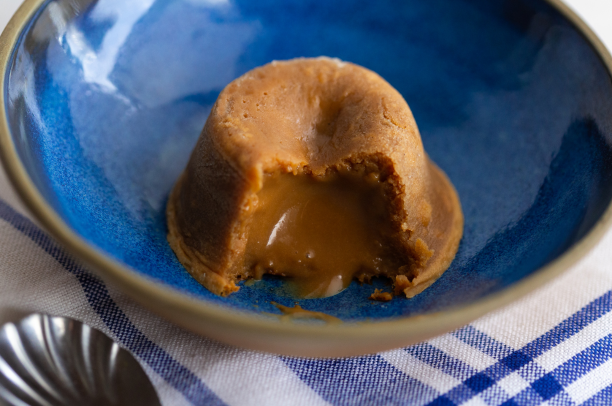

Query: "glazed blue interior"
<box><xmin>5</xmin><ymin>0</ymin><xmax>612</xmax><ymax>321</ymax></box>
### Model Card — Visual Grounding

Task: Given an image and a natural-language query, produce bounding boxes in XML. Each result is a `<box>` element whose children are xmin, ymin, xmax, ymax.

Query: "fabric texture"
<box><xmin>2</xmin><ymin>1</ymin><xmax>612</xmax><ymax>405</ymax></box>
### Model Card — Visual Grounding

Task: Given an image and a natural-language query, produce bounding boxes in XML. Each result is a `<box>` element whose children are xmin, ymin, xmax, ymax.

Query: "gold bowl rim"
<box><xmin>1</xmin><ymin>0</ymin><xmax>611</xmax><ymax>357</ymax></box>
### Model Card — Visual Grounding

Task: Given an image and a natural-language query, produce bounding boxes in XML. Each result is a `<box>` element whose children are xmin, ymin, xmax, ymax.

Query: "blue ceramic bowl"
<box><xmin>1</xmin><ymin>0</ymin><xmax>612</xmax><ymax>357</ymax></box>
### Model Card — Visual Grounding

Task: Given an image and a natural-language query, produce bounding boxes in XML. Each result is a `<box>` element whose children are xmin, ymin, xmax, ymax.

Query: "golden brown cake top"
<box><xmin>207</xmin><ymin>57</ymin><xmax>428</xmax><ymax>191</ymax></box>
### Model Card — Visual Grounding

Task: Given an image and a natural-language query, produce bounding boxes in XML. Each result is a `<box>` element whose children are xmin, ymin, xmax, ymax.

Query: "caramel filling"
<box><xmin>245</xmin><ymin>170</ymin><xmax>403</xmax><ymax>298</ymax></box>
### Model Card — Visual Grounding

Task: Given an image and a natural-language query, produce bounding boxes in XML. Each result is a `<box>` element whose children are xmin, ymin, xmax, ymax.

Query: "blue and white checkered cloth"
<box><xmin>2</xmin><ymin>1</ymin><xmax>612</xmax><ymax>404</ymax></box>
<box><xmin>2</xmin><ymin>153</ymin><xmax>612</xmax><ymax>406</ymax></box>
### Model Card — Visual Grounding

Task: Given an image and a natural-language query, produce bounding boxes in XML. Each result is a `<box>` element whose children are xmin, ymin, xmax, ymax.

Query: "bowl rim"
<box><xmin>1</xmin><ymin>0</ymin><xmax>611</xmax><ymax>358</ymax></box>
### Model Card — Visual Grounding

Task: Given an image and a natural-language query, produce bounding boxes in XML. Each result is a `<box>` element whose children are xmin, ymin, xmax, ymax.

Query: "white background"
<box><xmin>566</xmin><ymin>0</ymin><xmax>612</xmax><ymax>52</ymax></box>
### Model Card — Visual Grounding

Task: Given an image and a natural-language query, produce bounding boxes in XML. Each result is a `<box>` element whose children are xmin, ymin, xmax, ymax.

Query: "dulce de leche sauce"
<box><xmin>246</xmin><ymin>170</ymin><xmax>398</xmax><ymax>298</ymax></box>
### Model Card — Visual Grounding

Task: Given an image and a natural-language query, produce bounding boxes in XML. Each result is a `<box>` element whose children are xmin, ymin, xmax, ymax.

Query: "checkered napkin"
<box><xmin>2</xmin><ymin>159</ymin><xmax>612</xmax><ymax>406</ymax></box>
<box><xmin>3</xmin><ymin>1</ymin><xmax>612</xmax><ymax>405</ymax></box>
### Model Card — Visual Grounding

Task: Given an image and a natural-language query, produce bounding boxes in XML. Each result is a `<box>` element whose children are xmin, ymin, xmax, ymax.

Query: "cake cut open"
<box><xmin>246</xmin><ymin>166</ymin><xmax>399</xmax><ymax>298</ymax></box>
<box><xmin>166</xmin><ymin>57</ymin><xmax>463</xmax><ymax>299</ymax></box>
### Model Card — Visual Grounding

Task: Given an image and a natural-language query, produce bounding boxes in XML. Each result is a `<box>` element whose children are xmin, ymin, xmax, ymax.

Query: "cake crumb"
<box><xmin>394</xmin><ymin>274</ymin><xmax>413</xmax><ymax>296</ymax></box>
<box><xmin>369</xmin><ymin>289</ymin><xmax>393</xmax><ymax>302</ymax></box>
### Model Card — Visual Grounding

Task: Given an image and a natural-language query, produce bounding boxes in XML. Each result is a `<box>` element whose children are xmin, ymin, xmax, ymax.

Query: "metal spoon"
<box><xmin>0</xmin><ymin>313</ymin><xmax>161</xmax><ymax>406</ymax></box>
